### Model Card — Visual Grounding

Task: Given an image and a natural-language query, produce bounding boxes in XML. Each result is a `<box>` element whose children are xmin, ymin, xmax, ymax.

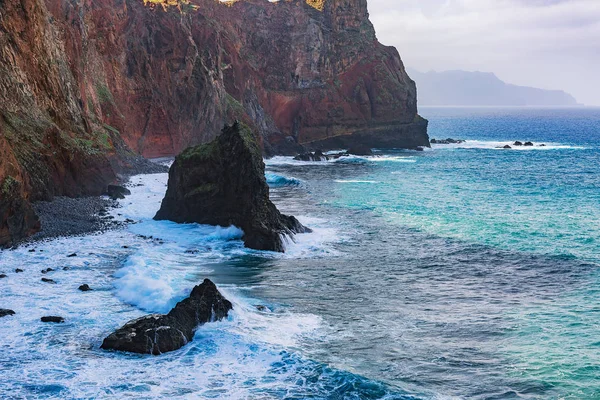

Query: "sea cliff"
<box><xmin>0</xmin><ymin>0</ymin><xmax>427</xmax><ymax>246</ymax></box>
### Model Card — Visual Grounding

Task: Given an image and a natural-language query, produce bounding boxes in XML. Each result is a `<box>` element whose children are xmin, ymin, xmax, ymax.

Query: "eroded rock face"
<box><xmin>155</xmin><ymin>122</ymin><xmax>310</xmax><ymax>252</ymax></box>
<box><xmin>0</xmin><ymin>177</ymin><xmax>40</xmax><ymax>248</ymax></box>
<box><xmin>101</xmin><ymin>279</ymin><xmax>232</xmax><ymax>355</ymax></box>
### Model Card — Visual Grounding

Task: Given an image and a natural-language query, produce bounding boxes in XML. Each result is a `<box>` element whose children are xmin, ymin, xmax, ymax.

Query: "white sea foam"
<box><xmin>265</xmin><ymin>155</ymin><xmax>418</xmax><ymax>166</ymax></box>
<box><xmin>218</xmin><ymin>287</ymin><xmax>325</xmax><ymax>348</ymax></box>
<box><xmin>366</xmin><ymin>156</ymin><xmax>418</xmax><ymax>162</ymax></box>
<box><xmin>279</xmin><ymin>216</ymin><xmax>344</xmax><ymax>258</ymax></box>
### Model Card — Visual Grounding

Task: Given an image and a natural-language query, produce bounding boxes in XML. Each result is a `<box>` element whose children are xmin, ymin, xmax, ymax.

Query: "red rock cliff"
<box><xmin>0</xmin><ymin>0</ymin><xmax>427</xmax><ymax>246</ymax></box>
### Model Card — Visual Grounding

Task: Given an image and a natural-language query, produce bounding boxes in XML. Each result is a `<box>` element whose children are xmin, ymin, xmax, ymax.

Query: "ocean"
<box><xmin>1</xmin><ymin>107</ymin><xmax>599</xmax><ymax>399</ymax></box>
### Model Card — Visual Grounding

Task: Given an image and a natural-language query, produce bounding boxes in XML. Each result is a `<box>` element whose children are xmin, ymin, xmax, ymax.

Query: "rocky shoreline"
<box><xmin>12</xmin><ymin>161</ymin><xmax>167</xmax><ymax>248</ymax></box>
<box><xmin>23</xmin><ymin>196</ymin><xmax>123</xmax><ymax>245</ymax></box>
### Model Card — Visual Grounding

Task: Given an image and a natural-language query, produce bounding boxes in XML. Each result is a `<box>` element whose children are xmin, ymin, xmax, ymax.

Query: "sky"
<box><xmin>367</xmin><ymin>0</ymin><xmax>600</xmax><ymax>106</ymax></box>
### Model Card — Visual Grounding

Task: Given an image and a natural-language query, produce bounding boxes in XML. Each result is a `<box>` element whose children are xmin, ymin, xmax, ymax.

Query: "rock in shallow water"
<box><xmin>41</xmin><ymin>316</ymin><xmax>64</xmax><ymax>323</ymax></box>
<box><xmin>0</xmin><ymin>309</ymin><xmax>15</xmax><ymax>318</ymax></box>
<box><xmin>106</xmin><ymin>185</ymin><xmax>131</xmax><ymax>200</ymax></box>
<box><xmin>78</xmin><ymin>284</ymin><xmax>92</xmax><ymax>292</ymax></box>
<box><xmin>154</xmin><ymin>122</ymin><xmax>311</xmax><ymax>252</ymax></box>
<box><xmin>101</xmin><ymin>279</ymin><xmax>232</xmax><ymax>355</ymax></box>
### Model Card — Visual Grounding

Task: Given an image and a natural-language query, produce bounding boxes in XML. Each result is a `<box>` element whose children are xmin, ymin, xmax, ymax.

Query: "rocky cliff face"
<box><xmin>0</xmin><ymin>0</ymin><xmax>427</xmax><ymax>246</ymax></box>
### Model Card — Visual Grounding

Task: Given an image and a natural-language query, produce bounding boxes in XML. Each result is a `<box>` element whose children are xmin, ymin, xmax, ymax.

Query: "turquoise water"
<box><xmin>1</xmin><ymin>107</ymin><xmax>599</xmax><ymax>399</ymax></box>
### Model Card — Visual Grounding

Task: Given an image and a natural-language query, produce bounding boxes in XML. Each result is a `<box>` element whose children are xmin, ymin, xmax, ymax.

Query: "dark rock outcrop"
<box><xmin>41</xmin><ymin>278</ymin><xmax>55</xmax><ymax>284</ymax></box>
<box><xmin>294</xmin><ymin>150</ymin><xmax>330</xmax><ymax>162</ymax></box>
<box><xmin>524</xmin><ymin>142</ymin><xmax>534</xmax><ymax>146</ymax></box>
<box><xmin>41</xmin><ymin>316</ymin><xmax>64</xmax><ymax>323</ymax></box>
<box><xmin>430</xmin><ymin>138</ymin><xmax>465</xmax><ymax>145</ymax></box>
<box><xmin>78</xmin><ymin>284</ymin><xmax>92</xmax><ymax>292</ymax></box>
<box><xmin>0</xmin><ymin>309</ymin><xmax>15</xmax><ymax>318</ymax></box>
<box><xmin>155</xmin><ymin>122</ymin><xmax>310</xmax><ymax>252</ymax></box>
<box><xmin>0</xmin><ymin>177</ymin><xmax>40</xmax><ymax>248</ymax></box>
<box><xmin>107</xmin><ymin>185</ymin><xmax>131</xmax><ymax>200</ymax></box>
<box><xmin>0</xmin><ymin>274</ymin><xmax>7</xmax><ymax>279</ymax></box>
<box><xmin>513</xmin><ymin>141</ymin><xmax>523</xmax><ymax>146</ymax></box>
<box><xmin>101</xmin><ymin>279</ymin><xmax>232</xmax><ymax>355</ymax></box>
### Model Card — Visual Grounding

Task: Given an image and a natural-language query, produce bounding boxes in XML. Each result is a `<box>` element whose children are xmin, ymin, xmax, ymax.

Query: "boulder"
<box><xmin>524</xmin><ymin>141</ymin><xmax>534</xmax><ymax>146</ymax></box>
<box><xmin>347</xmin><ymin>145</ymin><xmax>373</xmax><ymax>156</ymax></box>
<box><xmin>0</xmin><ymin>274</ymin><xmax>7</xmax><ymax>279</ymax></box>
<box><xmin>503</xmin><ymin>145</ymin><xmax>512</xmax><ymax>149</ymax></box>
<box><xmin>513</xmin><ymin>141</ymin><xmax>523</xmax><ymax>146</ymax></box>
<box><xmin>0</xmin><ymin>309</ymin><xmax>15</xmax><ymax>318</ymax></box>
<box><xmin>41</xmin><ymin>278</ymin><xmax>55</xmax><ymax>283</ymax></box>
<box><xmin>430</xmin><ymin>138</ymin><xmax>464</xmax><ymax>145</ymax></box>
<box><xmin>15</xmin><ymin>268</ymin><xmax>23</xmax><ymax>273</ymax></box>
<box><xmin>41</xmin><ymin>316</ymin><xmax>64</xmax><ymax>323</ymax></box>
<box><xmin>106</xmin><ymin>185</ymin><xmax>131</xmax><ymax>200</ymax></box>
<box><xmin>78</xmin><ymin>284</ymin><xmax>92</xmax><ymax>291</ymax></box>
<box><xmin>154</xmin><ymin>122</ymin><xmax>311</xmax><ymax>252</ymax></box>
<box><xmin>101</xmin><ymin>279</ymin><xmax>232</xmax><ymax>355</ymax></box>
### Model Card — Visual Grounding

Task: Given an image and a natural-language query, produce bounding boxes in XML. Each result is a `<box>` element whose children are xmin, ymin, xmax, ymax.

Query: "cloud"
<box><xmin>368</xmin><ymin>0</ymin><xmax>600</xmax><ymax>105</ymax></box>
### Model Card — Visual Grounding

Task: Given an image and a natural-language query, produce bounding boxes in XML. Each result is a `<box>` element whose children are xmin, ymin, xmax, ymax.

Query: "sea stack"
<box><xmin>101</xmin><ymin>279</ymin><xmax>232</xmax><ymax>355</ymax></box>
<box><xmin>154</xmin><ymin>122</ymin><xmax>310</xmax><ymax>252</ymax></box>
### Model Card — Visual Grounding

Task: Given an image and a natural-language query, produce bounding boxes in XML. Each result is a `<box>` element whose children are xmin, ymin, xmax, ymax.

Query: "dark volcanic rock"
<box><xmin>67</xmin><ymin>253</ymin><xmax>77</xmax><ymax>258</ymax></box>
<box><xmin>502</xmin><ymin>145</ymin><xmax>512</xmax><ymax>149</ymax></box>
<box><xmin>294</xmin><ymin>150</ymin><xmax>329</xmax><ymax>162</ymax></box>
<box><xmin>78</xmin><ymin>284</ymin><xmax>92</xmax><ymax>292</ymax></box>
<box><xmin>524</xmin><ymin>141</ymin><xmax>534</xmax><ymax>146</ymax></box>
<box><xmin>0</xmin><ymin>177</ymin><xmax>40</xmax><ymax>248</ymax></box>
<box><xmin>0</xmin><ymin>309</ymin><xmax>15</xmax><ymax>318</ymax></box>
<box><xmin>15</xmin><ymin>269</ymin><xmax>23</xmax><ymax>273</ymax></box>
<box><xmin>101</xmin><ymin>279</ymin><xmax>232</xmax><ymax>355</ymax></box>
<box><xmin>154</xmin><ymin>122</ymin><xmax>311</xmax><ymax>252</ymax></box>
<box><xmin>41</xmin><ymin>316</ymin><xmax>64</xmax><ymax>323</ymax></box>
<box><xmin>106</xmin><ymin>185</ymin><xmax>131</xmax><ymax>200</ymax></box>
<box><xmin>0</xmin><ymin>274</ymin><xmax>7</xmax><ymax>279</ymax></box>
<box><xmin>430</xmin><ymin>138</ymin><xmax>465</xmax><ymax>145</ymax></box>
<box><xmin>513</xmin><ymin>141</ymin><xmax>523</xmax><ymax>146</ymax></box>
<box><xmin>41</xmin><ymin>278</ymin><xmax>55</xmax><ymax>283</ymax></box>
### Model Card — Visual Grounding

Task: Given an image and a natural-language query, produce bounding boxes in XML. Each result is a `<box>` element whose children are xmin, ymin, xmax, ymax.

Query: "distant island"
<box><xmin>408</xmin><ymin>68</ymin><xmax>579</xmax><ymax>106</ymax></box>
